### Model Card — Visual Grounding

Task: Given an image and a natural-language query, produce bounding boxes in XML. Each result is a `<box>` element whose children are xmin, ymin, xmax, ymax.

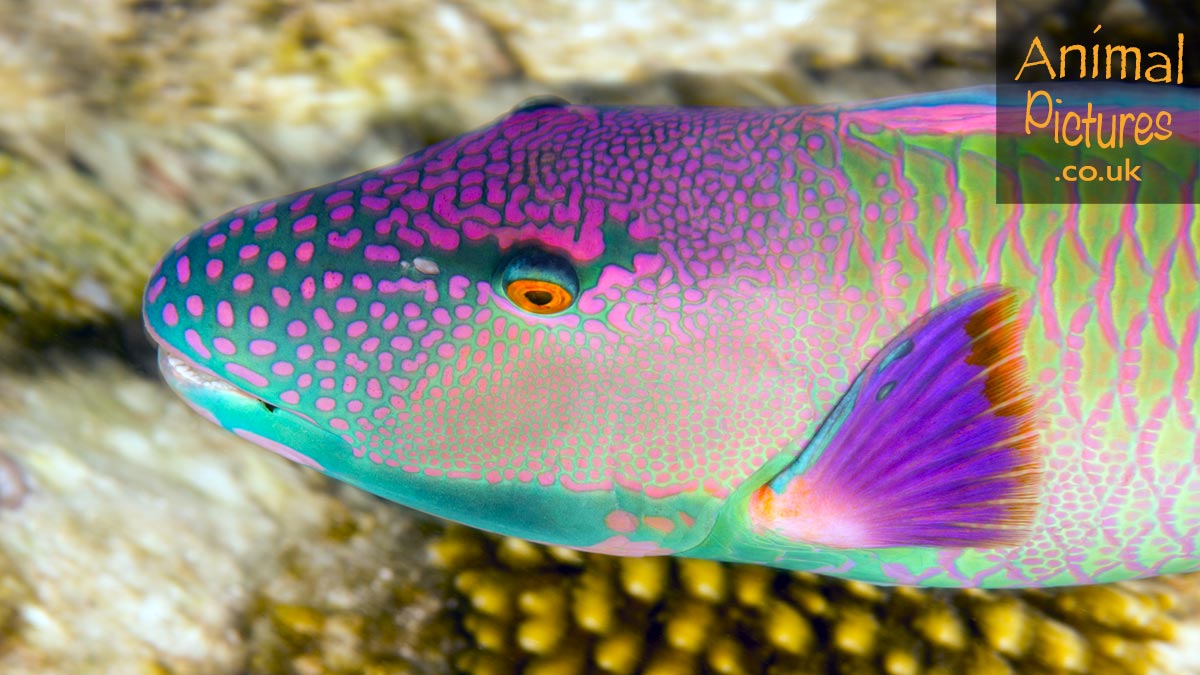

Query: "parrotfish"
<box><xmin>143</xmin><ymin>87</ymin><xmax>1200</xmax><ymax>588</ymax></box>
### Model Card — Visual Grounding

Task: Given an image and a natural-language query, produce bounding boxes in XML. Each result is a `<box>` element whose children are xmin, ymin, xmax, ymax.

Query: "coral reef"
<box><xmin>432</xmin><ymin>526</ymin><xmax>1190</xmax><ymax>675</ymax></box>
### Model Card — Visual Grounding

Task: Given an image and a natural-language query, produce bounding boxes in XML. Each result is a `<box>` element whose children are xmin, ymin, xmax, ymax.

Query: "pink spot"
<box><xmin>335</xmin><ymin>297</ymin><xmax>357</xmax><ymax>313</ymax></box>
<box><xmin>323</xmin><ymin>336</ymin><xmax>341</xmax><ymax>353</ymax></box>
<box><xmin>185</xmin><ymin>328</ymin><xmax>211</xmax><ymax>358</ymax></box>
<box><xmin>361</xmin><ymin>337</ymin><xmax>380</xmax><ymax>352</ymax></box>
<box><xmin>176</xmin><ymin>257</ymin><xmax>191</xmax><ymax>283</ymax></box>
<box><xmin>316</xmin><ymin>397</ymin><xmax>336</xmax><ymax>412</ymax></box>
<box><xmin>286</xmin><ymin>320</ymin><xmax>307</xmax><ymax>338</ymax></box>
<box><xmin>249</xmin><ymin>339</ymin><xmax>277</xmax><ymax>356</ymax></box>
<box><xmin>249</xmin><ymin>305</ymin><xmax>269</xmax><ymax>328</ymax></box>
<box><xmin>328</xmin><ymin>229</ymin><xmax>362</xmax><ymax>250</ymax></box>
<box><xmin>605</xmin><ymin>510</ymin><xmax>638</xmax><ymax>533</ymax></box>
<box><xmin>347</xmin><ymin>321</ymin><xmax>368</xmax><ymax>337</ymax></box>
<box><xmin>271</xmin><ymin>361</ymin><xmax>294</xmax><ymax>375</ymax></box>
<box><xmin>301</xmin><ymin>276</ymin><xmax>316</xmax><ymax>299</ymax></box>
<box><xmin>290</xmin><ymin>193</ymin><xmax>314</xmax><ymax>211</ymax></box>
<box><xmin>207</xmin><ymin>233</ymin><xmax>226</xmax><ymax>249</ymax></box>
<box><xmin>239</xmin><ymin>244</ymin><xmax>259</xmax><ymax>261</ymax></box>
<box><xmin>361</xmin><ymin>195</ymin><xmax>389</xmax><ymax>211</ymax></box>
<box><xmin>226</xmin><ymin>362</ymin><xmax>268</xmax><ymax>388</ymax></box>
<box><xmin>353</xmin><ymin>274</ymin><xmax>373</xmax><ymax>291</ymax></box>
<box><xmin>233</xmin><ymin>273</ymin><xmax>254</xmax><ymax>292</ymax></box>
<box><xmin>366</xmin><ymin>379</ymin><xmax>383</xmax><ymax>398</ymax></box>
<box><xmin>293</xmin><ymin>214</ymin><xmax>317</xmax><ymax>233</ymax></box>
<box><xmin>228</xmin><ymin>218</ymin><xmax>244</xmax><ymax>232</ymax></box>
<box><xmin>280</xmin><ymin>390</ymin><xmax>300</xmax><ymax>404</ymax></box>
<box><xmin>234</xmin><ymin>428</ymin><xmax>323</xmax><ymax>470</ymax></box>
<box><xmin>217</xmin><ymin>301</ymin><xmax>234</xmax><ymax>327</ymax></box>
<box><xmin>206</xmin><ymin>259</ymin><xmax>224</xmax><ymax>279</ymax></box>
<box><xmin>147</xmin><ymin>276</ymin><xmax>166</xmax><ymax>303</ymax></box>
<box><xmin>161</xmin><ymin>303</ymin><xmax>179</xmax><ymax>327</ymax></box>
<box><xmin>254</xmin><ymin>217</ymin><xmax>277</xmax><ymax>234</ymax></box>
<box><xmin>297</xmin><ymin>344</ymin><xmax>314</xmax><ymax>360</ymax></box>
<box><xmin>331</xmin><ymin>205</ymin><xmax>354</xmax><ymax>221</ymax></box>
<box><xmin>325</xmin><ymin>190</ymin><xmax>353</xmax><ymax>204</ymax></box>
<box><xmin>271</xmin><ymin>287</ymin><xmax>291</xmax><ymax>308</ymax></box>
<box><xmin>295</xmin><ymin>241</ymin><xmax>315</xmax><ymax>263</ymax></box>
<box><xmin>342</xmin><ymin>376</ymin><xmax>357</xmax><ymax>394</ymax></box>
<box><xmin>213</xmin><ymin>337</ymin><xmax>237</xmax><ymax>355</ymax></box>
<box><xmin>185</xmin><ymin>295</ymin><xmax>203</xmax><ymax>317</ymax></box>
<box><xmin>267</xmin><ymin>251</ymin><xmax>287</xmax><ymax>271</ymax></box>
<box><xmin>331</xmin><ymin>418</ymin><xmax>350</xmax><ymax>431</ymax></box>
<box><xmin>391</xmin><ymin>336</ymin><xmax>413</xmax><ymax>352</ymax></box>
<box><xmin>314</xmin><ymin>308</ymin><xmax>334</xmax><ymax>331</ymax></box>
<box><xmin>324</xmin><ymin>271</ymin><xmax>343</xmax><ymax>290</ymax></box>
<box><xmin>365</xmin><ymin>244</ymin><xmax>401</xmax><ymax>262</ymax></box>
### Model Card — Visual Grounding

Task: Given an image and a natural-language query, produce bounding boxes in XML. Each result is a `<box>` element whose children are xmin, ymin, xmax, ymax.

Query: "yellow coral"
<box><xmin>433</xmin><ymin>526</ymin><xmax>1189</xmax><ymax>675</ymax></box>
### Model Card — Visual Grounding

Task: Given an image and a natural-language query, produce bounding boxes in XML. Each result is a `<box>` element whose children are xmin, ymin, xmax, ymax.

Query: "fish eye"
<box><xmin>499</xmin><ymin>249</ymin><xmax>578</xmax><ymax>315</ymax></box>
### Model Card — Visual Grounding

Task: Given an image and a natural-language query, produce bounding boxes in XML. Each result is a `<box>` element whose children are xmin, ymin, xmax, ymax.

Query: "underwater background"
<box><xmin>0</xmin><ymin>0</ymin><xmax>1197</xmax><ymax>673</ymax></box>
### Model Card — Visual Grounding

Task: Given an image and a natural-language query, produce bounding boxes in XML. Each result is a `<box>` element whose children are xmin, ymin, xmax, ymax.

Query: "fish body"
<box><xmin>143</xmin><ymin>87</ymin><xmax>1200</xmax><ymax>588</ymax></box>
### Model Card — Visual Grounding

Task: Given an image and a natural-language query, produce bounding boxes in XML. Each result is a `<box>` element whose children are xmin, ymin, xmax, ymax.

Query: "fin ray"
<box><xmin>749</xmin><ymin>286</ymin><xmax>1043</xmax><ymax>549</ymax></box>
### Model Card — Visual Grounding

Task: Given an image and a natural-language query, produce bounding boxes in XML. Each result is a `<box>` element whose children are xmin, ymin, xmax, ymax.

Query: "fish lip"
<box><xmin>146</xmin><ymin>322</ymin><xmax>259</xmax><ymax>403</ymax></box>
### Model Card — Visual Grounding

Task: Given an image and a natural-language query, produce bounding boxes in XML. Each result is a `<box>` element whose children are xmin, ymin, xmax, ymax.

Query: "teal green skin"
<box><xmin>144</xmin><ymin>86</ymin><xmax>1200</xmax><ymax>587</ymax></box>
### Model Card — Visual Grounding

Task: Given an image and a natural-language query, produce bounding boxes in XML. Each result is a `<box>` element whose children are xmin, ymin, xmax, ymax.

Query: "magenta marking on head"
<box><xmin>313</xmin><ymin>308</ymin><xmax>334</xmax><ymax>331</ymax></box>
<box><xmin>271</xmin><ymin>287</ymin><xmax>291</xmax><ymax>308</ymax></box>
<box><xmin>287</xmin><ymin>320</ymin><xmax>307</xmax><ymax>338</ymax></box>
<box><xmin>365</xmin><ymin>244</ymin><xmax>401</xmax><ymax>263</ymax></box>
<box><xmin>216</xmin><ymin>301</ymin><xmax>234</xmax><ymax>328</ymax></box>
<box><xmin>239</xmin><ymin>244</ymin><xmax>260</xmax><ymax>261</ymax></box>
<box><xmin>208</xmin><ymin>233</ymin><xmax>226</xmax><ymax>250</ymax></box>
<box><xmin>323</xmin><ymin>337</ymin><xmax>341</xmax><ymax>353</ymax></box>
<box><xmin>360</xmin><ymin>195</ymin><xmax>389</xmax><ymax>211</ymax></box>
<box><xmin>382</xmin><ymin>313</ymin><xmax>400</xmax><ymax>331</ymax></box>
<box><xmin>366</xmin><ymin>378</ymin><xmax>383</xmax><ymax>398</ymax></box>
<box><xmin>347</xmin><ymin>321</ymin><xmax>367</xmax><ymax>338</ymax></box>
<box><xmin>325</xmin><ymin>190</ymin><xmax>353</xmax><ymax>204</ymax></box>
<box><xmin>293</xmin><ymin>215</ymin><xmax>317</xmax><ymax>234</ymax></box>
<box><xmin>280</xmin><ymin>390</ymin><xmax>300</xmax><ymax>405</ymax></box>
<box><xmin>297</xmin><ymin>344</ymin><xmax>315</xmax><ymax>361</ymax></box>
<box><xmin>228</xmin><ymin>218</ymin><xmax>244</xmax><ymax>232</ymax></box>
<box><xmin>206</xmin><ymin>259</ymin><xmax>224</xmax><ymax>279</ymax></box>
<box><xmin>301</xmin><ymin>277</ymin><xmax>316</xmax><ymax>299</ymax></box>
<box><xmin>254</xmin><ymin>217</ymin><xmax>277</xmax><ymax>234</ymax></box>
<box><xmin>335</xmin><ymin>297</ymin><xmax>357</xmax><ymax>313</ymax></box>
<box><xmin>249</xmin><ymin>339</ymin><xmax>277</xmax><ymax>356</ymax></box>
<box><xmin>331</xmin><ymin>205</ymin><xmax>354</xmax><ymax>221</ymax></box>
<box><xmin>290</xmin><ymin>193</ymin><xmax>314</xmax><ymax>211</ymax></box>
<box><xmin>271</xmin><ymin>361</ymin><xmax>294</xmax><ymax>376</ymax></box>
<box><xmin>324</xmin><ymin>271</ymin><xmax>344</xmax><ymax>290</ymax></box>
<box><xmin>396</xmin><ymin>228</ymin><xmax>423</xmax><ymax>248</ymax></box>
<box><xmin>213</xmin><ymin>337</ymin><xmax>237</xmax><ymax>355</ymax></box>
<box><xmin>148</xmin><ymin>276</ymin><xmax>166</xmax><ymax>303</ymax></box>
<box><xmin>328</xmin><ymin>229</ymin><xmax>362</xmax><ymax>250</ymax></box>
<box><xmin>233</xmin><ymin>273</ymin><xmax>254</xmax><ymax>293</ymax></box>
<box><xmin>175</xmin><ymin>257</ymin><xmax>191</xmax><ymax>284</ymax></box>
<box><xmin>185</xmin><ymin>295</ymin><xmax>203</xmax><ymax>317</ymax></box>
<box><xmin>162</xmin><ymin>303</ymin><xmax>179</xmax><ymax>327</ymax></box>
<box><xmin>361</xmin><ymin>337</ymin><xmax>380</xmax><ymax>352</ymax></box>
<box><xmin>226</xmin><ymin>362</ymin><xmax>268</xmax><ymax>388</ymax></box>
<box><xmin>267</xmin><ymin>251</ymin><xmax>287</xmax><ymax>272</ymax></box>
<box><xmin>249</xmin><ymin>305</ymin><xmax>269</xmax><ymax>328</ymax></box>
<box><xmin>315</xmin><ymin>397</ymin><xmax>336</xmax><ymax>412</ymax></box>
<box><xmin>184</xmin><ymin>329</ymin><xmax>211</xmax><ymax>359</ymax></box>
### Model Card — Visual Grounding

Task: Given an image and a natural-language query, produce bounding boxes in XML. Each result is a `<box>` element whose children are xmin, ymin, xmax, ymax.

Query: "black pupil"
<box><xmin>525</xmin><ymin>289</ymin><xmax>553</xmax><ymax>306</ymax></box>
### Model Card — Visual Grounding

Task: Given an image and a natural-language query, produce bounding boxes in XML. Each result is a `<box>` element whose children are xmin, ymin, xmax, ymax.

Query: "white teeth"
<box><xmin>164</xmin><ymin>353</ymin><xmax>238</xmax><ymax>393</ymax></box>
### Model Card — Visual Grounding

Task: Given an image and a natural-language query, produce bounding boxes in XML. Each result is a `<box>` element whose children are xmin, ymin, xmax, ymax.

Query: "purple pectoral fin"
<box><xmin>749</xmin><ymin>286</ymin><xmax>1044</xmax><ymax>549</ymax></box>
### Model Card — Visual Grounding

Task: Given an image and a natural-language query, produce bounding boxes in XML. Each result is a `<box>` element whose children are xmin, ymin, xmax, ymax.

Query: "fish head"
<box><xmin>142</xmin><ymin>103</ymin><xmax>805</xmax><ymax>550</ymax></box>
